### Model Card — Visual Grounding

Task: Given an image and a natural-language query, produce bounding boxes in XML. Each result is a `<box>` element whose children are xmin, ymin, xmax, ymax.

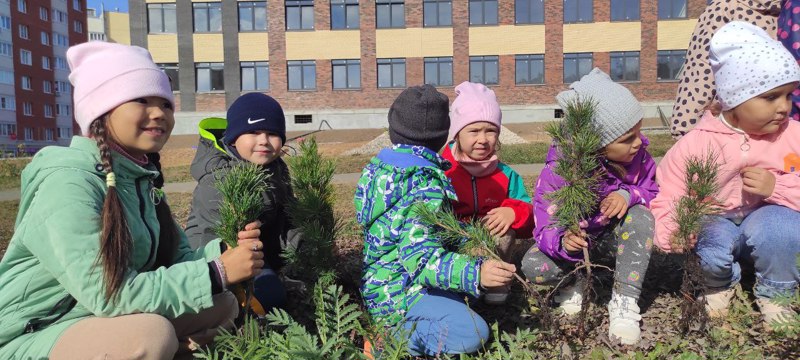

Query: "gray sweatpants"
<box><xmin>520</xmin><ymin>205</ymin><xmax>655</xmax><ymax>298</ymax></box>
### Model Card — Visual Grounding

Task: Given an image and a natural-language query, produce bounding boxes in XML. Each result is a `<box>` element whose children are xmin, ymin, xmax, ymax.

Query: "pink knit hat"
<box><xmin>448</xmin><ymin>81</ymin><xmax>502</xmax><ymax>142</ymax></box>
<box><xmin>67</xmin><ymin>41</ymin><xmax>174</xmax><ymax>136</ymax></box>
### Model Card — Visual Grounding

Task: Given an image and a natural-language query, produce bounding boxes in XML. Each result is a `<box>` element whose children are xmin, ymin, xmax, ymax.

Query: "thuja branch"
<box><xmin>672</xmin><ymin>149</ymin><xmax>721</xmax><ymax>334</ymax></box>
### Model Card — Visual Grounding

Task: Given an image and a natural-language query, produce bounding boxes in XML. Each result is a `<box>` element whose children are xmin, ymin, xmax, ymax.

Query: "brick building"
<box><xmin>128</xmin><ymin>0</ymin><xmax>705</xmax><ymax>134</ymax></box>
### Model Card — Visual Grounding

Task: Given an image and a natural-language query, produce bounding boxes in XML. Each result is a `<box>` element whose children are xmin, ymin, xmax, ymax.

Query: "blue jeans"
<box><xmin>402</xmin><ymin>289</ymin><xmax>490</xmax><ymax>356</ymax></box>
<box><xmin>252</xmin><ymin>268</ymin><xmax>286</xmax><ymax>311</ymax></box>
<box><xmin>697</xmin><ymin>205</ymin><xmax>800</xmax><ymax>299</ymax></box>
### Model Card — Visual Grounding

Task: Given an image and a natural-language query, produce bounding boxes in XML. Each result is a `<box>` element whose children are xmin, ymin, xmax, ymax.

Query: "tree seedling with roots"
<box><xmin>213</xmin><ymin>162</ymin><xmax>270</xmax><ymax>315</ymax></box>
<box><xmin>544</xmin><ymin>98</ymin><xmax>606</xmax><ymax>337</ymax></box>
<box><xmin>671</xmin><ymin>150</ymin><xmax>721</xmax><ymax>334</ymax></box>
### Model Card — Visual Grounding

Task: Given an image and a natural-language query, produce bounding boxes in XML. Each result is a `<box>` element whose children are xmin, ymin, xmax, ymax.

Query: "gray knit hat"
<box><xmin>388</xmin><ymin>84</ymin><xmax>450</xmax><ymax>151</ymax></box>
<box><xmin>556</xmin><ymin>68</ymin><xmax>644</xmax><ymax>147</ymax></box>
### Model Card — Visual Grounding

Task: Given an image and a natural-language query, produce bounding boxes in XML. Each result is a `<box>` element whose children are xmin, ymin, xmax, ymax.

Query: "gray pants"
<box><xmin>520</xmin><ymin>205</ymin><xmax>654</xmax><ymax>298</ymax></box>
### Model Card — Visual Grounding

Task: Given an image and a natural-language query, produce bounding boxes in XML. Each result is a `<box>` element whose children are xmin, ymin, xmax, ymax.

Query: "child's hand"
<box><xmin>219</xmin><ymin>239</ymin><xmax>265</xmax><ymax>284</ymax></box>
<box><xmin>670</xmin><ymin>234</ymin><xmax>697</xmax><ymax>254</ymax></box>
<box><xmin>741</xmin><ymin>167</ymin><xmax>775</xmax><ymax>198</ymax></box>
<box><xmin>600</xmin><ymin>192</ymin><xmax>628</xmax><ymax>219</ymax></box>
<box><xmin>482</xmin><ymin>207</ymin><xmax>516</xmax><ymax>236</ymax></box>
<box><xmin>562</xmin><ymin>229</ymin><xmax>588</xmax><ymax>253</ymax></box>
<box><xmin>480</xmin><ymin>259</ymin><xmax>516</xmax><ymax>288</ymax></box>
<box><xmin>236</xmin><ymin>221</ymin><xmax>262</xmax><ymax>248</ymax></box>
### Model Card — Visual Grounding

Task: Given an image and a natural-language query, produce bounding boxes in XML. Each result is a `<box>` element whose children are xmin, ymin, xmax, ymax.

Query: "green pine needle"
<box><xmin>415</xmin><ymin>203</ymin><xmax>499</xmax><ymax>259</ymax></box>
<box><xmin>672</xmin><ymin>149</ymin><xmax>721</xmax><ymax>250</ymax></box>
<box><xmin>213</xmin><ymin>162</ymin><xmax>271</xmax><ymax>248</ymax></box>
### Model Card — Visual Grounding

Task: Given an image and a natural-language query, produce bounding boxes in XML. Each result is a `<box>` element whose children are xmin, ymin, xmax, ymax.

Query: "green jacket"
<box><xmin>0</xmin><ymin>136</ymin><xmax>222</xmax><ymax>359</ymax></box>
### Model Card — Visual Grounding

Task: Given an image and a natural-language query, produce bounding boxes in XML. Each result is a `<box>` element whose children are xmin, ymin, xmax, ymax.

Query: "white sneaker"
<box><xmin>701</xmin><ymin>287</ymin><xmax>735</xmax><ymax>318</ymax></box>
<box><xmin>607</xmin><ymin>292</ymin><xmax>642</xmax><ymax>345</ymax></box>
<box><xmin>756</xmin><ymin>297</ymin><xmax>795</xmax><ymax>331</ymax></box>
<box><xmin>554</xmin><ymin>281</ymin><xmax>583</xmax><ymax>316</ymax></box>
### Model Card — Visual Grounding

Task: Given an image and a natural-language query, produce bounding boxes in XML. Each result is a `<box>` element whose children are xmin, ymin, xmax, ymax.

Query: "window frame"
<box><xmin>377</xmin><ymin>58</ymin><xmax>406</xmax><ymax>89</ymax></box>
<box><xmin>657</xmin><ymin>49</ymin><xmax>686</xmax><ymax>82</ymax></box>
<box><xmin>287</xmin><ymin>60</ymin><xmax>316</xmax><ymax>90</ymax></box>
<box><xmin>563</xmin><ymin>52</ymin><xmax>593</xmax><ymax>83</ymax></box>
<box><xmin>331</xmin><ymin>0</ymin><xmax>360</xmax><ymax>30</ymax></box>
<box><xmin>147</xmin><ymin>3</ymin><xmax>177</xmax><ymax>34</ymax></box>
<box><xmin>514</xmin><ymin>0</ymin><xmax>543</xmax><ymax>24</ymax></box>
<box><xmin>610</xmin><ymin>0</ymin><xmax>639</xmax><ymax>21</ymax></box>
<box><xmin>609</xmin><ymin>51</ymin><xmax>640</xmax><ymax>82</ymax></box>
<box><xmin>658</xmin><ymin>0</ymin><xmax>687</xmax><ymax>19</ymax></box>
<box><xmin>23</xmin><ymin>103</ymin><xmax>33</xmax><ymax>117</ymax></box>
<box><xmin>515</xmin><ymin>54</ymin><xmax>545</xmax><ymax>85</ymax></box>
<box><xmin>285</xmin><ymin>0</ymin><xmax>315</xmax><ymax>31</ymax></box>
<box><xmin>469</xmin><ymin>0</ymin><xmax>498</xmax><ymax>26</ymax></box>
<box><xmin>17</xmin><ymin>0</ymin><xmax>27</xmax><ymax>13</ymax></box>
<box><xmin>376</xmin><ymin>0</ymin><xmax>404</xmax><ymax>28</ymax></box>
<box><xmin>158</xmin><ymin>63</ymin><xmax>180</xmax><ymax>91</ymax></box>
<box><xmin>563</xmin><ymin>0</ymin><xmax>593</xmax><ymax>24</ymax></box>
<box><xmin>469</xmin><ymin>55</ymin><xmax>499</xmax><ymax>85</ymax></box>
<box><xmin>424</xmin><ymin>56</ymin><xmax>453</xmax><ymax>87</ymax></box>
<box><xmin>19</xmin><ymin>24</ymin><xmax>28</xmax><ymax>39</ymax></box>
<box><xmin>20</xmin><ymin>49</ymin><xmax>32</xmax><ymax>65</ymax></box>
<box><xmin>195</xmin><ymin>62</ymin><xmax>225</xmax><ymax>92</ymax></box>
<box><xmin>423</xmin><ymin>0</ymin><xmax>452</xmax><ymax>27</ymax></box>
<box><xmin>240</xmin><ymin>61</ymin><xmax>270</xmax><ymax>91</ymax></box>
<box><xmin>238</xmin><ymin>1</ymin><xmax>268</xmax><ymax>32</ymax></box>
<box><xmin>332</xmin><ymin>59</ymin><xmax>361</xmax><ymax>90</ymax></box>
<box><xmin>39</xmin><ymin>6</ymin><xmax>49</xmax><ymax>20</ymax></box>
<box><xmin>192</xmin><ymin>2</ymin><xmax>223</xmax><ymax>33</ymax></box>
<box><xmin>21</xmin><ymin>75</ymin><xmax>31</xmax><ymax>90</ymax></box>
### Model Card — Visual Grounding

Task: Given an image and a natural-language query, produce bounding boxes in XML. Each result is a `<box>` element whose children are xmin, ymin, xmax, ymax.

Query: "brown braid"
<box><xmin>90</xmin><ymin>118</ymin><xmax>133</xmax><ymax>302</ymax></box>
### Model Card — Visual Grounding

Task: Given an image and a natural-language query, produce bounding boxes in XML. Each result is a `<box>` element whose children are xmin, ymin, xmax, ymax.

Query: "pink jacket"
<box><xmin>652</xmin><ymin>111</ymin><xmax>800</xmax><ymax>252</ymax></box>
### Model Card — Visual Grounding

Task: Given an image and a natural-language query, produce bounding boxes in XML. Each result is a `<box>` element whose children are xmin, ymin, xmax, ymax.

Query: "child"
<box><xmin>652</xmin><ymin>22</ymin><xmax>800</xmax><ymax>329</ymax></box>
<box><xmin>185</xmin><ymin>92</ymin><xmax>297</xmax><ymax>314</ymax></box>
<box><xmin>442</xmin><ymin>81</ymin><xmax>535</xmax><ymax>304</ymax></box>
<box><xmin>0</xmin><ymin>42</ymin><xmax>264</xmax><ymax>359</ymax></box>
<box><xmin>354</xmin><ymin>85</ymin><xmax>516</xmax><ymax>356</ymax></box>
<box><xmin>521</xmin><ymin>68</ymin><xmax>659</xmax><ymax>345</ymax></box>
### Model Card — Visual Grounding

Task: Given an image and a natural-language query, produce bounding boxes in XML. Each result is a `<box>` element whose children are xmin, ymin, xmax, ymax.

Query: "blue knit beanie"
<box><xmin>223</xmin><ymin>93</ymin><xmax>286</xmax><ymax>145</ymax></box>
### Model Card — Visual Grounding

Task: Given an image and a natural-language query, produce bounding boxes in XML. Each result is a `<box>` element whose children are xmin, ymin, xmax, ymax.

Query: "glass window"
<box><xmin>563</xmin><ymin>52</ymin><xmax>592</xmax><ymax>83</ymax></box>
<box><xmin>286</xmin><ymin>0</ymin><xmax>314</xmax><ymax>30</ymax></box>
<box><xmin>241</xmin><ymin>61</ymin><xmax>270</xmax><ymax>91</ymax></box>
<box><xmin>0</xmin><ymin>71</ymin><xmax>13</xmax><ymax>85</ymax></box>
<box><xmin>0</xmin><ymin>15</ymin><xmax>11</xmax><ymax>30</ymax></box>
<box><xmin>332</xmin><ymin>0</ymin><xmax>359</xmax><ymax>29</ymax></box>
<box><xmin>469</xmin><ymin>55</ymin><xmax>499</xmax><ymax>85</ymax></box>
<box><xmin>195</xmin><ymin>62</ymin><xmax>225</xmax><ymax>91</ymax></box>
<box><xmin>376</xmin><ymin>0</ymin><xmax>404</xmax><ymax>28</ymax></box>
<box><xmin>564</xmin><ymin>0</ymin><xmax>592</xmax><ymax>23</ymax></box>
<box><xmin>20</xmin><ymin>49</ymin><xmax>31</xmax><ymax>65</ymax></box>
<box><xmin>44</xmin><ymin>105</ymin><xmax>53</xmax><ymax>118</ymax></box>
<box><xmin>610</xmin><ymin>0</ymin><xmax>639</xmax><ymax>21</ymax></box>
<box><xmin>40</xmin><ymin>31</ymin><xmax>49</xmax><ymax>46</ymax></box>
<box><xmin>470</xmin><ymin>0</ymin><xmax>497</xmax><ymax>25</ymax></box>
<box><xmin>158</xmin><ymin>63</ymin><xmax>180</xmax><ymax>91</ymax></box>
<box><xmin>332</xmin><ymin>59</ymin><xmax>360</xmax><ymax>89</ymax></box>
<box><xmin>287</xmin><ymin>60</ymin><xmax>316</xmax><ymax>90</ymax></box>
<box><xmin>17</xmin><ymin>0</ymin><xmax>26</xmax><ymax>13</ymax></box>
<box><xmin>42</xmin><ymin>56</ymin><xmax>51</xmax><ymax>70</ymax></box>
<box><xmin>73</xmin><ymin>20</ymin><xmax>82</xmax><ymax>33</ymax></box>
<box><xmin>21</xmin><ymin>76</ymin><xmax>31</xmax><ymax>90</ymax></box>
<box><xmin>659</xmin><ymin>0</ymin><xmax>687</xmax><ymax>19</ymax></box>
<box><xmin>423</xmin><ymin>0</ymin><xmax>451</xmax><ymax>27</ymax></box>
<box><xmin>657</xmin><ymin>50</ymin><xmax>686</xmax><ymax>81</ymax></box>
<box><xmin>73</xmin><ymin>0</ymin><xmax>81</xmax><ymax>11</ymax></box>
<box><xmin>0</xmin><ymin>97</ymin><xmax>15</xmax><ymax>110</ymax></box>
<box><xmin>193</xmin><ymin>2</ymin><xmax>222</xmax><ymax>33</ymax></box>
<box><xmin>0</xmin><ymin>42</ymin><xmax>10</xmax><ymax>57</ymax></box>
<box><xmin>23</xmin><ymin>103</ymin><xmax>32</xmax><ymax>117</ymax></box>
<box><xmin>424</xmin><ymin>57</ymin><xmax>453</xmax><ymax>86</ymax></box>
<box><xmin>239</xmin><ymin>2</ymin><xmax>267</xmax><ymax>31</ymax></box>
<box><xmin>19</xmin><ymin>24</ymin><xmax>28</xmax><ymax>39</ymax></box>
<box><xmin>515</xmin><ymin>54</ymin><xmax>544</xmax><ymax>84</ymax></box>
<box><xmin>515</xmin><ymin>0</ymin><xmax>543</xmax><ymax>24</ymax></box>
<box><xmin>39</xmin><ymin>6</ymin><xmax>48</xmax><ymax>21</ymax></box>
<box><xmin>43</xmin><ymin>80</ymin><xmax>52</xmax><ymax>93</ymax></box>
<box><xmin>610</xmin><ymin>51</ymin><xmax>640</xmax><ymax>81</ymax></box>
<box><xmin>148</xmin><ymin>4</ymin><xmax>176</xmax><ymax>33</ymax></box>
<box><xmin>377</xmin><ymin>58</ymin><xmax>406</xmax><ymax>88</ymax></box>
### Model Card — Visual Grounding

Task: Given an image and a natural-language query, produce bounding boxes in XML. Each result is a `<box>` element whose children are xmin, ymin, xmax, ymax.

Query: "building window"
<box><xmin>55</xmin><ymin>56</ymin><xmax>67</xmax><ymax>70</ymax></box>
<box><xmin>17</xmin><ymin>0</ymin><xmax>26</xmax><ymax>13</ymax></box>
<box><xmin>43</xmin><ymin>80</ymin><xmax>52</xmax><ymax>93</ymax></box>
<box><xmin>39</xmin><ymin>6</ymin><xmax>49</xmax><ymax>20</ymax></box>
<box><xmin>0</xmin><ymin>71</ymin><xmax>13</xmax><ymax>85</ymax></box>
<box><xmin>287</xmin><ymin>60</ymin><xmax>316</xmax><ymax>90</ymax></box>
<box><xmin>564</xmin><ymin>0</ymin><xmax>592</xmax><ymax>23</ymax></box>
<box><xmin>24</xmin><ymin>127</ymin><xmax>32</xmax><ymax>140</ymax></box>
<box><xmin>57</xmin><ymin>104</ymin><xmax>71</xmax><ymax>116</ymax></box>
<box><xmin>241</xmin><ymin>61</ymin><xmax>269</xmax><ymax>91</ymax></box>
<box><xmin>44</xmin><ymin>104</ymin><xmax>53</xmax><ymax>118</ymax></box>
<box><xmin>610</xmin><ymin>51</ymin><xmax>640</xmax><ymax>81</ymax></box>
<box><xmin>0</xmin><ymin>15</ymin><xmax>10</xmax><ymax>30</ymax></box>
<box><xmin>286</xmin><ymin>0</ymin><xmax>314</xmax><ymax>30</ymax></box>
<box><xmin>239</xmin><ymin>2</ymin><xmax>267</xmax><ymax>31</ymax></box>
<box><xmin>0</xmin><ymin>124</ymin><xmax>17</xmax><ymax>136</ymax></box>
<box><xmin>158</xmin><ymin>63</ymin><xmax>179</xmax><ymax>91</ymax></box>
<box><xmin>21</xmin><ymin>75</ymin><xmax>31</xmax><ymax>90</ymax></box>
<box><xmin>73</xmin><ymin>20</ymin><xmax>83</xmax><ymax>33</ymax></box>
<box><xmin>73</xmin><ymin>0</ymin><xmax>81</xmax><ymax>11</ymax></box>
<box><xmin>23</xmin><ymin>102</ymin><xmax>32</xmax><ymax>116</ymax></box>
<box><xmin>469</xmin><ymin>0</ymin><xmax>497</xmax><ymax>26</ymax></box>
<box><xmin>55</xmin><ymin>33</ymin><xmax>68</xmax><ymax>46</ymax></box>
<box><xmin>89</xmin><ymin>32</ymin><xmax>105</xmax><ymax>41</ymax></box>
<box><xmin>332</xmin><ymin>59</ymin><xmax>360</xmax><ymax>89</ymax></box>
<box><xmin>42</xmin><ymin>56</ymin><xmax>51</xmax><ymax>70</ymax></box>
<box><xmin>563</xmin><ymin>52</ymin><xmax>592</xmax><ymax>83</ymax></box>
<box><xmin>19</xmin><ymin>24</ymin><xmax>28</xmax><ymax>39</ymax></box>
<box><xmin>469</xmin><ymin>55</ymin><xmax>499</xmax><ymax>85</ymax></box>
<box><xmin>377</xmin><ymin>58</ymin><xmax>405</xmax><ymax>88</ymax></box>
<box><xmin>611</xmin><ymin>0</ymin><xmax>639</xmax><ymax>21</ymax></box>
<box><xmin>657</xmin><ymin>49</ymin><xmax>686</xmax><ymax>81</ymax></box>
<box><xmin>515</xmin><ymin>54</ymin><xmax>544</xmax><ymax>84</ymax></box>
<box><xmin>0</xmin><ymin>42</ymin><xmax>11</xmax><ymax>57</ymax></box>
<box><xmin>148</xmin><ymin>4</ymin><xmax>177</xmax><ymax>33</ymax></box>
<box><xmin>193</xmin><ymin>2</ymin><xmax>222</xmax><ymax>33</ymax></box>
<box><xmin>331</xmin><ymin>0</ymin><xmax>359</xmax><ymax>30</ymax></box>
<box><xmin>58</xmin><ymin>127</ymin><xmax>72</xmax><ymax>138</ymax></box>
<box><xmin>515</xmin><ymin>0</ymin><xmax>543</xmax><ymax>24</ymax></box>
<box><xmin>40</xmin><ymin>32</ymin><xmax>49</xmax><ymax>46</ymax></box>
<box><xmin>423</xmin><ymin>0</ymin><xmax>451</xmax><ymax>27</ymax></box>
<box><xmin>376</xmin><ymin>0</ymin><xmax>404</xmax><ymax>28</ymax></box>
<box><xmin>56</xmin><ymin>80</ymin><xmax>71</xmax><ymax>94</ymax></box>
<box><xmin>0</xmin><ymin>97</ymin><xmax>15</xmax><ymax>110</ymax></box>
<box><xmin>54</xmin><ymin>9</ymin><xmax>67</xmax><ymax>22</ymax></box>
<box><xmin>20</xmin><ymin>49</ymin><xmax>32</xmax><ymax>65</ymax></box>
<box><xmin>196</xmin><ymin>63</ymin><xmax>224</xmax><ymax>92</ymax></box>
<box><xmin>45</xmin><ymin>128</ymin><xmax>53</xmax><ymax>141</ymax></box>
<box><xmin>424</xmin><ymin>56</ymin><xmax>453</xmax><ymax>86</ymax></box>
<box><xmin>659</xmin><ymin>0</ymin><xmax>687</xmax><ymax>19</ymax></box>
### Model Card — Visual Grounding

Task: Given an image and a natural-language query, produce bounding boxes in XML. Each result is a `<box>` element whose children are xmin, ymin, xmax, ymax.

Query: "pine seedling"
<box><xmin>544</xmin><ymin>98</ymin><xmax>603</xmax><ymax>337</ymax></box>
<box><xmin>671</xmin><ymin>150</ymin><xmax>721</xmax><ymax>334</ymax></box>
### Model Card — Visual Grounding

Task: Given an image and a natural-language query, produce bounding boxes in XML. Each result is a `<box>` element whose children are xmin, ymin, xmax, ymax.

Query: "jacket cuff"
<box><xmin>615</xmin><ymin>189</ymin><xmax>631</xmax><ymax>205</ymax></box>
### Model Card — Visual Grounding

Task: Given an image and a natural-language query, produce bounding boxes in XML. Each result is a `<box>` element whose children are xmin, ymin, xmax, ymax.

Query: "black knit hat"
<box><xmin>223</xmin><ymin>93</ymin><xmax>286</xmax><ymax>145</ymax></box>
<box><xmin>388</xmin><ymin>85</ymin><xmax>450</xmax><ymax>151</ymax></box>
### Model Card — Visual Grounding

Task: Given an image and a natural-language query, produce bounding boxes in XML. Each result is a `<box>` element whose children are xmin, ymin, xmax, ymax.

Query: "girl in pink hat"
<box><xmin>0</xmin><ymin>42</ymin><xmax>264</xmax><ymax>359</ymax></box>
<box><xmin>442</xmin><ymin>81</ymin><xmax>535</xmax><ymax>305</ymax></box>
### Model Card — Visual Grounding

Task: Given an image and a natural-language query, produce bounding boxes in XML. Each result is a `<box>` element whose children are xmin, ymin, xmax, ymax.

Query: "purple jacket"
<box><xmin>534</xmin><ymin>135</ymin><xmax>659</xmax><ymax>262</ymax></box>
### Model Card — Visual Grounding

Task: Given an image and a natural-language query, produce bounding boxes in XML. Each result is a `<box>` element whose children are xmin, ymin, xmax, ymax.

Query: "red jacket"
<box><xmin>442</xmin><ymin>146</ymin><xmax>535</xmax><ymax>236</ymax></box>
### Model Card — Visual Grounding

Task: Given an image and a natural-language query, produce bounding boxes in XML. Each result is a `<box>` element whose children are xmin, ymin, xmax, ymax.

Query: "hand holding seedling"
<box><xmin>741</xmin><ymin>167</ymin><xmax>775</xmax><ymax>197</ymax></box>
<box><xmin>600</xmin><ymin>192</ymin><xmax>628</xmax><ymax>219</ymax></box>
<box><xmin>669</xmin><ymin>233</ymin><xmax>697</xmax><ymax>254</ymax></box>
<box><xmin>220</xmin><ymin>220</ymin><xmax>265</xmax><ymax>284</ymax></box>
<box><xmin>562</xmin><ymin>229</ymin><xmax>588</xmax><ymax>253</ymax></box>
<box><xmin>482</xmin><ymin>207</ymin><xmax>515</xmax><ymax>236</ymax></box>
<box><xmin>480</xmin><ymin>259</ymin><xmax>516</xmax><ymax>288</ymax></box>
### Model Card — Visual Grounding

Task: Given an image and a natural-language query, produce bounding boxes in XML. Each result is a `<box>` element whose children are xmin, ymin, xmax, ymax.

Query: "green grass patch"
<box><xmin>646</xmin><ymin>133</ymin><xmax>678</xmax><ymax>158</ymax></box>
<box><xmin>162</xmin><ymin>164</ymin><xmax>193</xmax><ymax>183</ymax></box>
<box><xmin>0</xmin><ymin>200</ymin><xmax>19</xmax><ymax>259</ymax></box>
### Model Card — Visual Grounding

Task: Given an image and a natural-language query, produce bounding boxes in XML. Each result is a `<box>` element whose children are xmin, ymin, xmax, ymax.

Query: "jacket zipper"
<box><xmin>471</xmin><ymin>176</ymin><xmax>479</xmax><ymax>219</ymax></box>
<box><xmin>136</xmin><ymin>176</ymin><xmax>158</xmax><ymax>271</ymax></box>
<box><xmin>22</xmin><ymin>294</ymin><xmax>77</xmax><ymax>334</ymax></box>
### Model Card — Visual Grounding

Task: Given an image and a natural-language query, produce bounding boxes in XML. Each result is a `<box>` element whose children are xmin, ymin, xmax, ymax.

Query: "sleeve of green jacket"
<box><xmin>173</xmin><ymin>224</ymin><xmax>222</xmax><ymax>263</ymax></box>
<box><xmin>395</xmin><ymin>178</ymin><xmax>483</xmax><ymax>297</ymax></box>
<box><xmin>21</xmin><ymin>174</ymin><xmax>216</xmax><ymax>319</ymax></box>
